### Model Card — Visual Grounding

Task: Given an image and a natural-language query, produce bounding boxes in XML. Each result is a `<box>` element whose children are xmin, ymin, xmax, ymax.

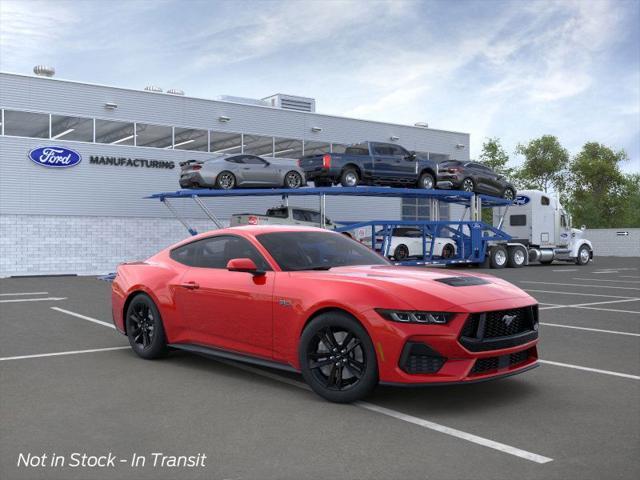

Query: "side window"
<box><xmin>292</xmin><ymin>210</ymin><xmax>308</xmax><ymax>221</ymax></box>
<box><xmin>541</xmin><ymin>196</ymin><xmax>550</xmax><ymax>206</ymax></box>
<box><xmin>510</xmin><ymin>215</ymin><xmax>527</xmax><ymax>226</ymax></box>
<box><xmin>561</xmin><ymin>215</ymin><xmax>567</xmax><ymax>228</ymax></box>
<box><xmin>306</xmin><ymin>211</ymin><xmax>321</xmax><ymax>223</ymax></box>
<box><xmin>389</xmin><ymin>145</ymin><xmax>408</xmax><ymax>157</ymax></box>
<box><xmin>170</xmin><ymin>236</ymin><xmax>271</xmax><ymax>271</ymax></box>
<box><xmin>226</xmin><ymin>156</ymin><xmax>244</xmax><ymax>164</ymax></box>
<box><xmin>243</xmin><ymin>155</ymin><xmax>267</xmax><ymax>165</ymax></box>
<box><xmin>373</xmin><ymin>145</ymin><xmax>392</xmax><ymax>155</ymax></box>
<box><xmin>267</xmin><ymin>208</ymin><xmax>288</xmax><ymax>218</ymax></box>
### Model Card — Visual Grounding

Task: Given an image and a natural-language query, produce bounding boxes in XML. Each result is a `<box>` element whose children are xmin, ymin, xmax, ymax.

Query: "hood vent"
<box><xmin>435</xmin><ymin>276</ymin><xmax>490</xmax><ymax>287</ymax></box>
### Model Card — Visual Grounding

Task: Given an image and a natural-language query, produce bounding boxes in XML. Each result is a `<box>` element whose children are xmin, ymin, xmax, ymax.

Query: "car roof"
<box><xmin>172</xmin><ymin>225</ymin><xmax>330</xmax><ymax>246</ymax></box>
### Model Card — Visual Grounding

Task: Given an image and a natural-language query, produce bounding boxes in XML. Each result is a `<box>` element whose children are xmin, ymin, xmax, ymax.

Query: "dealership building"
<box><xmin>0</xmin><ymin>69</ymin><xmax>470</xmax><ymax>276</ymax></box>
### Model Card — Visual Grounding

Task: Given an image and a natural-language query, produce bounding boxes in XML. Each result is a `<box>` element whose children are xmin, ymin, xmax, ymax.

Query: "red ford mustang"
<box><xmin>112</xmin><ymin>225</ymin><xmax>539</xmax><ymax>403</ymax></box>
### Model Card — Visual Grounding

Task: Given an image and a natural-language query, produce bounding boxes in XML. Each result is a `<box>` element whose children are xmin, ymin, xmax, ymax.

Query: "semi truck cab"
<box><xmin>491</xmin><ymin>190</ymin><xmax>593</xmax><ymax>266</ymax></box>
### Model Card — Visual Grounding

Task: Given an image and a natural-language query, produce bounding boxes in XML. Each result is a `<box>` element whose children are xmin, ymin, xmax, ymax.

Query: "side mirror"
<box><xmin>405</xmin><ymin>151</ymin><xmax>416</xmax><ymax>160</ymax></box>
<box><xmin>226</xmin><ymin>258</ymin><xmax>265</xmax><ymax>276</ymax></box>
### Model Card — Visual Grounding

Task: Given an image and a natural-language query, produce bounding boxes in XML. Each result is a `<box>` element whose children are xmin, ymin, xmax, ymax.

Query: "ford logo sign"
<box><xmin>28</xmin><ymin>146</ymin><xmax>82</xmax><ymax>168</ymax></box>
<box><xmin>514</xmin><ymin>195</ymin><xmax>530</xmax><ymax>206</ymax></box>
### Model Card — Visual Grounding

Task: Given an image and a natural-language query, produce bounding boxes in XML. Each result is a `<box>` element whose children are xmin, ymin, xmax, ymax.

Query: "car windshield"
<box><xmin>257</xmin><ymin>231</ymin><xmax>390</xmax><ymax>271</ymax></box>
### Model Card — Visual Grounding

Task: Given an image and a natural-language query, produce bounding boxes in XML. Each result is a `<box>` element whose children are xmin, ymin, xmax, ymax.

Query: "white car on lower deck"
<box><xmin>374</xmin><ymin>227</ymin><xmax>457</xmax><ymax>261</ymax></box>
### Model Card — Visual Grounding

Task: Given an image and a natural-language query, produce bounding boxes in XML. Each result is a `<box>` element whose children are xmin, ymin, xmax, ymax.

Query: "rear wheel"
<box><xmin>284</xmin><ymin>171</ymin><xmax>303</xmax><ymax>189</ymax></box>
<box><xmin>340</xmin><ymin>168</ymin><xmax>359</xmax><ymax>187</ymax></box>
<box><xmin>299</xmin><ymin>312</ymin><xmax>378</xmax><ymax>403</ymax></box>
<box><xmin>216</xmin><ymin>171</ymin><xmax>236</xmax><ymax>189</ymax></box>
<box><xmin>441</xmin><ymin>243</ymin><xmax>455</xmax><ymax>259</ymax></box>
<box><xmin>393</xmin><ymin>244</ymin><xmax>409</xmax><ymax>261</ymax></box>
<box><xmin>461</xmin><ymin>177</ymin><xmax>475</xmax><ymax>192</ymax></box>
<box><xmin>503</xmin><ymin>187</ymin><xmax>516</xmax><ymax>201</ymax></box>
<box><xmin>125</xmin><ymin>294</ymin><xmax>168</xmax><ymax>359</ymax></box>
<box><xmin>418</xmin><ymin>172</ymin><xmax>435</xmax><ymax>190</ymax></box>
<box><xmin>490</xmin><ymin>245</ymin><xmax>508</xmax><ymax>269</ymax></box>
<box><xmin>507</xmin><ymin>246</ymin><xmax>526</xmax><ymax>268</ymax></box>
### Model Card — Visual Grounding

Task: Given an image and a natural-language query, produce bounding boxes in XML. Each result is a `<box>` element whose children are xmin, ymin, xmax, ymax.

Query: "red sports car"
<box><xmin>112</xmin><ymin>226</ymin><xmax>539</xmax><ymax>403</ymax></box>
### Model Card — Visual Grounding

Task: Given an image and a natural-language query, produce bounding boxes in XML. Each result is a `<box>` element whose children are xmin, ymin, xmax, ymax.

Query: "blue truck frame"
<box><xmin>147</xmin><ymin>186</ymin><xmax>512</xmax><ymax>266</ymax></box>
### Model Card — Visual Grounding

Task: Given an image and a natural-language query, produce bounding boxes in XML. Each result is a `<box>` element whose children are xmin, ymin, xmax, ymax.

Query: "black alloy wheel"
<box><xmin>125</xmin><ymin>294</ymin><xmax>168</xmax><ymax>359</ymax></box>
<box><xmin>216</xmin><ymin>171</ymin><xmax>236</xmax><ymax>189</ymax></box>
<box><xmin>442</xmin><ymin>243</ymin><xmax>455</xmax><ymax>259</ymax></box>
<box><xmin>299</xmin><ymin>312</ymin><xmax>378</xmax><ymax>403</ymax></box>
<box><xmin>284</xmin><ymin>171</ymin><xmax>303</xmax><ymax>189</ymax></box>
<box><xmin>462</xmin><ymin>178</ymin><xmax>475</xmax><ymax>192</ymax></box>
<box><xmin>394</xmin><ymin>244</ymin><xmax>409</xmax><ymax>261</ymax></box>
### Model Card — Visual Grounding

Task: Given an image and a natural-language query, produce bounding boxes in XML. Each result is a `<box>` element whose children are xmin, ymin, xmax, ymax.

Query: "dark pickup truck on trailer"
<box><xmin>298</xmin><ymin>141</ymin><xmax>440</xmax><ymax>189</ymax></box>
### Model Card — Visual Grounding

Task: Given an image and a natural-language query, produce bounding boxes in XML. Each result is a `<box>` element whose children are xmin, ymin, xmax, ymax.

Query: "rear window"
<box><xmin>510</xmin><ymin>215</ymin><xmax>527</xmax><ymax>226</ymax></box>
<box><xmin>439</xmin><ymin>160</ymin><xmax>462</xmax><ymax>168</ymax></box>
<box><xmin>266</xmin><ymin>208</ymin><xmax>288</xmax><ymax>218</ymax></box>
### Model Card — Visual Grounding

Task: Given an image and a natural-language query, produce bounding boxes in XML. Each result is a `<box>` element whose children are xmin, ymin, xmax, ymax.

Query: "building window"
<box><xmin>244</xmin><ymin>134</ymin><xmax>274</xmax><ymax>156</ymax></box>
<box><xmin>303</xmin><ymin>140</ymin><xmax>331</xmax><ymax>156</ymax></box>
<box><xmin>273</xmin><ymin>137</ymin><xmax>303</xmax><ymax>159</ymax></box>
<box><xmin>95</xmin><ymin>119</ymin><xmax>135</xmax><ymax>145</ymax></box>
<box><xmin>3</xmin><ymin>110</ymin><xmax>49</xmax><ymax>138</ymax></box>
<box><xmin>173</xmin><ymin>127</ymin><xmax>208</xmax><ymax>151</ymax></box>
<box><xmin>210</xmin><ymin>131</ymin><xmax>243</xmax><ymax>154</ymax></box>
<box><xmin>135</xmin><ymin>123</ymin><xmax>173</xmax><ymax>149</ymax></box>
<box><xmin>401</xmin><ymin>199</ymin><xmax>450</xmax><ymax>221</ymax></box>
<box><xmin>51</xmin><ymin>114</ymin><xmax>93</xmax><ymax>142</ymax></box>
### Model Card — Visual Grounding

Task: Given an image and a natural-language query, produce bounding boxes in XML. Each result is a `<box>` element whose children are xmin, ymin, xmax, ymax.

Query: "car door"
<box><xmin>387</xmin><ymin>144</ymin><xmax>416</xmax><ymax>182</ymax></box>
<box><xmin>371</xmin><ymin>143</ymin><xmax>397</xmax><ymax>181</ymax></box>
<box><xmin>171</xmin><ymin>235</ymin><xmax>275</xmax><ymax>358</ymax></box>
<box><xmin>465</xmin><ymin>163</ymin><xmax>491</xmax><ymax>194</ymax></box>
<box><xmin>242</xmin><ymin>155</ymin><xmax>280</xmax><ymax>186</ymax></box>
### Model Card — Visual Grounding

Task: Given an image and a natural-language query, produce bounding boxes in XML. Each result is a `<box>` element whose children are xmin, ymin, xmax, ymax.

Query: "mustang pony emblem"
<box><xmin>502</xmin><ymin>314</ymin><xmax>517</xmax><ymax>327</ymax></box>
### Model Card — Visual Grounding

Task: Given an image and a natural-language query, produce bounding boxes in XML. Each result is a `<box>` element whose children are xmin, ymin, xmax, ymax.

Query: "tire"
<box><xmin>215</xmin><ymin>171</ymin><xmax>236</xmax><ymax>190</ymax></box>
<box><xmin>490</xmin><ymin>245</ymin><xmax>508</xmax><ymax>269</ymax></box>
<box><xmin>461</xmin><ymin>177</ymin><xmax>475</xmax><ymax>192</ymax></box>
<box><xmin>393</xmin><ymin>244</ymin><xmax>409</xmax><ymax>261</ymax></box>
<box><xmin>441</xmin><ymin>243</ymin><xmax>455</xmax><ymax>259</ymax></box>
<box><xmin>418</xmin><ymin>172</ymin><xmax>435</xmax><ymax>190</ymax></box>
<box><xmin>125</xmin><ymin>293</ymin><xmax>168</xmax><ymax>360</ymax></box>
<box><xmin>340</xmin><ymin>168</ymin><xmax>359</xmax><ymax>187</ymax></box>
<box><xmin>299</xmin><ymin>311</ymin><xmax>378</xmax><ymax>403</ymax></box>
<box><xmin>576</xmin><ymin>245</ymin><xmax>591</xmax><ymax>265</ymax></box>
<box><xmin>284</xmin><ymin>170</ymin><xmax>303</xmax><ymax>189</ymax></box>
<box><xmin>503</xmin><ymin>187</ymin><xmax>516</xmax><ymax>201</ymax></box>
<box><xmin>507</xmin><ymin>246</ymin><xmax>526</xmax><ymax>268</ymax></box>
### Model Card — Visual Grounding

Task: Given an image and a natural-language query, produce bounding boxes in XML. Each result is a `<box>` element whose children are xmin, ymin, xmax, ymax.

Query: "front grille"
<box><xmin>399</xmin><ymin>342</ymin><xmax>446</xmax><ymax>374</ymax></box>
<box><xmin>459</xmin><ymin>305</ymin><xmax>538</xmax><ymax>352</ymax></box>
<box><xmin>470</xmin><ymin>348</ymin><xmax>534</xmax><ymax>375</ymax></box>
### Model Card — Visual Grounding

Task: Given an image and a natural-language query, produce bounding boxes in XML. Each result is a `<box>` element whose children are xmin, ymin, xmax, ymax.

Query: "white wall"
<box><xmin>586</xmin><ymin>228</ymin><xmax>640</xmax><ymax>257</ymax></box>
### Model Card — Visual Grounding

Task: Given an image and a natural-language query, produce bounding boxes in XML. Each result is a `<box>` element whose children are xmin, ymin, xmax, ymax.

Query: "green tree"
<box><xmin>515</xmin><ymin>135</ymin><xmax>569</xmax><ymax>193</ymax></box>
<box><xmin>566</xmin><ymin>142</ymin><xmax>633</xmax><ymax>228</ymax></box>
<box><xmin>479</xmin><ymin>137</ymin><xmax>513</xmax><ymax>177</ymax></box>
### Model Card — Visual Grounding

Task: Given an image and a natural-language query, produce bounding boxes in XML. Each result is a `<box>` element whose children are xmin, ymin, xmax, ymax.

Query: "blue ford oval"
<box><xmin>28</xmin><ymin>146</ymin><xmax>82</xmax><ymax>168</ymax></box>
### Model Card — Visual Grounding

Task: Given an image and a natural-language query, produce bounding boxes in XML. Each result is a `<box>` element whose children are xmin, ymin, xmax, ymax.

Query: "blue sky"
<box><xmin>1</xmin><ymin>0</ymin><xmax>638</xmax><ymax>172</ymax></box>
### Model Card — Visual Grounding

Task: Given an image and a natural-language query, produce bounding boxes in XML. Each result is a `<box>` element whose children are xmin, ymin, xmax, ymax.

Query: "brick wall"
<box><xmin>586</xmin><ymin>228</ymin><xmax>640</xmax><ymax>257</ymax></box>
<box><xmin>1</xmin><ymin>215</ymin><xmax>221</xmax><ymax>277</ymax></box>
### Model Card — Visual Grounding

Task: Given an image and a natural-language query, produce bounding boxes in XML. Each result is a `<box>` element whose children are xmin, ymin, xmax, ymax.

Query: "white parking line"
<box><xmin>521</xmin><ymin>281</ymin><xmax>640</xmax><ymax>291</ymax></box>
<box><xmin>552</xmin><ymin>269</ymin><xmax>578</xmax><ymax>272</ymax></box>
<box><xmin>0</xmin><ymin>292</ymin><xmax>49</xmax><ymax>296</ymax></box>
<box><xmin>525</xmin><ymin>289</ymin><xmax>637</xmax><ymax>299</ymax></box>
<box><xmin>216</xmin><ymin>359</ymin><xmax>553</xmax><ymax>464</ymax></box>
<box><xmin>0</xmin><ymin>346</ymin><xmax>129</xmax><ymax>362</ymax></box>
<box><xmin>51</xmin><ymin>307</ymin><xmax>116</xmax><ymax>329</ymax></box>
<box><xmin>572</xmin><ymin>305</ymin><xmax>640</xmax><ymax>314</ymax></box>
<box><xmin>620</xmin><ymin>275</ymin><xmax>640</xmax><ymax>279</ymax></box>
<box><xmin>540</xmin><ymin>323</ymin><xmax>640</xmax><ymax>337</ymax></box>
<box><xmin>572</xmin><ymin>278</ymin><xmax>640</xmax><ymax>284</ymax></box>
<box><xmin>539</xmin><ymin>360</ymin><xmax>640</xmax><ymax>380</ymax></box>
<box><xmin>0</xmin><ymin>297</ymin><xmax>67</xmax><ymax>303</ymax></box>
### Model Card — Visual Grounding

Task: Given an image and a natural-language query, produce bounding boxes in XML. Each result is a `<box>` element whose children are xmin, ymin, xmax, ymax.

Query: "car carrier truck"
<box><xmin>488</xmin><ymin>189</ymin><xmax>593</xmax><ymax>268</ymax></box>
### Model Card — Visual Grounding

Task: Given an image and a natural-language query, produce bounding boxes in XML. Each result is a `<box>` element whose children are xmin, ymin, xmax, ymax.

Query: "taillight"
<box><xmin>322</xmin><ymin>154</ymin><xmax>331</xmax><ymax>168</ymax></box>
<box><xmin>297</xmin><ymin>159</ymin><xmax>301</xmax><ymax>167</ymax></box>
<box><xmin>448</xmin><ymin>167</ymin><xmax>459</xmax><ymax>173</ymax></box>
<box><xmin>192</xmin><ymin>165</ymin><xmax>202</xmax><ymax>171</ymax></box>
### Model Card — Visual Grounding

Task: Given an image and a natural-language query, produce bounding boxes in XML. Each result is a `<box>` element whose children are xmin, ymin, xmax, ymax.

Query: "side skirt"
<box><xmin>168</xmin><ymin>343</ymin><xmax>298</xmax><ymax>373</ymax></box>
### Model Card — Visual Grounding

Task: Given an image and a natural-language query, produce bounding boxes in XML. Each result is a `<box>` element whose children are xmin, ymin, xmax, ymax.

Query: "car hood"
<box><xmin>292</xmin><ymin>265</ymin><xmax>532</xmax><ymax>311</ymax></box>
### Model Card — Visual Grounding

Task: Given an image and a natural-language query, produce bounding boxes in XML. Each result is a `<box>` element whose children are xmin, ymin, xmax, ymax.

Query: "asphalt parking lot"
<box><xmin>1</xmin><ymin>257</ymin><xmax>639</xmax><ymax>480</ymax></box>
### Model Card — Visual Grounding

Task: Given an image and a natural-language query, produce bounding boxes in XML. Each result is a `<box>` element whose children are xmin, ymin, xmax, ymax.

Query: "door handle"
<box><xmin>180</xmin><ymin>281</ymin><xmax>199</xmax><ymax>290</ymax></box>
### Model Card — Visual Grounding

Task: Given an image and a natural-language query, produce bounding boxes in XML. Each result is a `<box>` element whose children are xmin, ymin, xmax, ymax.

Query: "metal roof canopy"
<box><xmin>146</xmin><ymin>186</ymin><xmax>512</xmax><ymax>207</ymax></box>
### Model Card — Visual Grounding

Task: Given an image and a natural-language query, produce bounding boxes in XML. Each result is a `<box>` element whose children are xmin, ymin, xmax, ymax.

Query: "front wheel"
<box><xmin>284</xmin><ymin>170</ymin><xmax>303</xmax><ymax>189</ymax></box>
<box><xmin>299</xmin><ymin>312</ymin><xmax>378</xmax><ymax>403</ymax></box>
<box><xmin>441</xmin><ymin>243</ymin><xmax>455</xmax><ymax>259</ymax></box>
<box><xmin>393</xmin><ymin>244</ymin><xmax>409</xmax><ymax>261</ymax></box>
<box><xmin>576</xmin><ymin>245</ymin><xmax>591</xmax><ymax>265</ymax></box>
<box><xmin>125</xmin><ymin>294</ymin><xmax>168</xmax><ymax>359</ymax></box>
<box><xmin>418</xmin><ymin>172</ymin><xmax>435</xmax><ymax>189</ymax></box>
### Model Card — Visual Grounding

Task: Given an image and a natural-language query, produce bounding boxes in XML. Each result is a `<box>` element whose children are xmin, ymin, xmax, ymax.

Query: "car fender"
<box><xmin>570</xmin><ymin>238</ymin><xmax>593</xmax><ymax>257</ymax></box>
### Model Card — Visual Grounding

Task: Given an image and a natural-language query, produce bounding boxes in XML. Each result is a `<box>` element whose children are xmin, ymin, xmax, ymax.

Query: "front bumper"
<box><xmin>362</xmin><ymin>300</ymin><xmax>539</xmax><ymax>385</ymax></box>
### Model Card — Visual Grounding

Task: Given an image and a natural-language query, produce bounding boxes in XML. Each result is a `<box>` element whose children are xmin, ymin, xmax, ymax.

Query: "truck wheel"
<box><xmin>340</xmin><ymin>168</ymin><xmax>359</xmax><ymax>187</ymax></box>
<box><xmin>576</xmin><ymin>245</ymin><xmax>591</xmax><ymax>265</ymax></box>
<box><xmin>393</xmin><ymin>245</ymin><xmax>409</xmax><ymax>261</ymax></box>
<box><xmin>490</xmin><ymin>245</ymin><xmax>507</xmax><ymax>269</ymax></box>
<box><xmin>507</xmin><ymin>246</ymin><xmax>526</xmax><ymax>268</ymax></box>
<box><xmin>418</xmin><ymin>172</ymin><xmax>435</xmax><ymax>190</ymax></box>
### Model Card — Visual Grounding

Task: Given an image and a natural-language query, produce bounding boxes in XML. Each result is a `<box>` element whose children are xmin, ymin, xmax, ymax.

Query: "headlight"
<box><xmin>375</xmin><ymin>309</ymin><xmax>452</xmax><ymax>324</ymax></box>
